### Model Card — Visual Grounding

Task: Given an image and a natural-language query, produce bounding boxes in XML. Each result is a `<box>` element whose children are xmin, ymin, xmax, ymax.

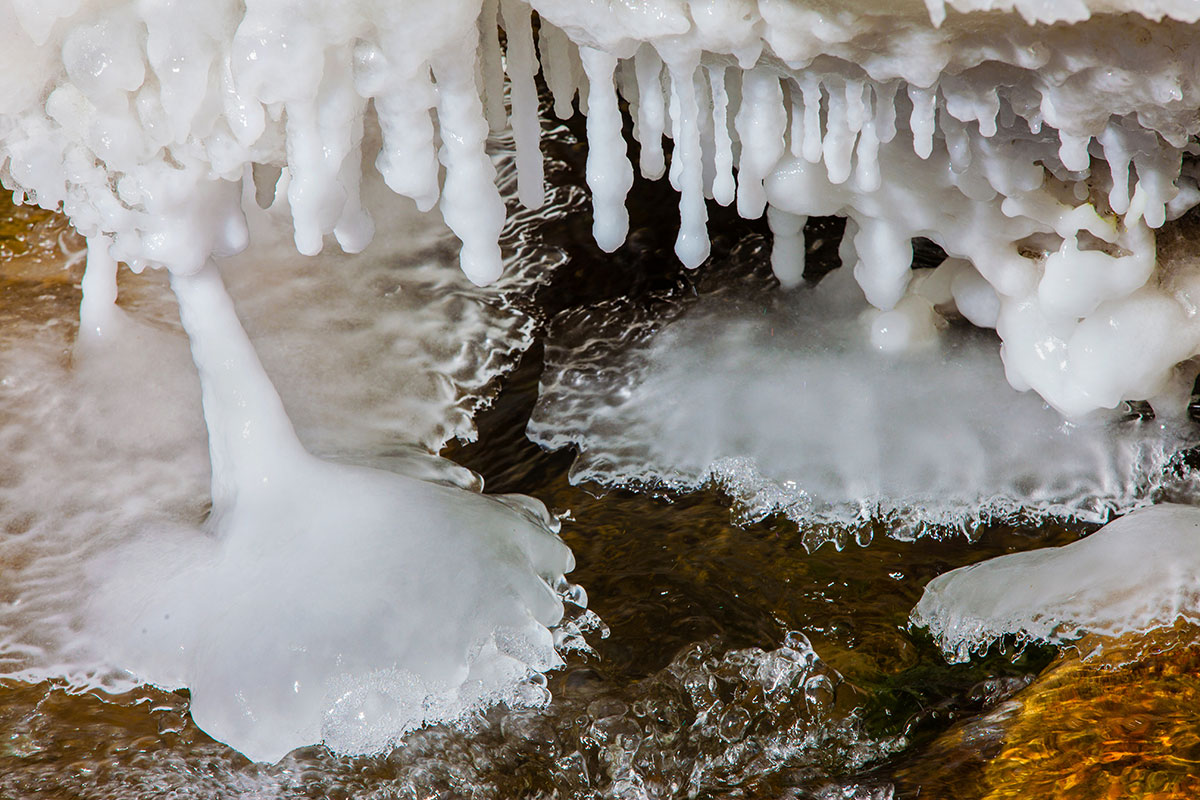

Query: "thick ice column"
<box><xmin>170</xmin><ymin>261</ymin><xmax>308</xmax><ymax>521</ymax></box>
<box><xmin>79</xmin><ymin>235</ymin><xmax>120</xmax><ymax>340</ymax></box>
<box><xmin>767</xmin><ymin>206</ymin><xmax>806</xmax><ymax>288</ymax></box>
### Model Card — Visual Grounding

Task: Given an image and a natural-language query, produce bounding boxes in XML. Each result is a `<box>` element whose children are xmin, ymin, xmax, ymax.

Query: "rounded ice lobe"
<box><xmin>912</xmin><ymin>504</ymin><xmax>1200</xmax><ymax>663</ymax></box>
<box><xmin>90</xmin><ymin>459</ymin><xmax>573</xmax><ymax>763</ymax></box>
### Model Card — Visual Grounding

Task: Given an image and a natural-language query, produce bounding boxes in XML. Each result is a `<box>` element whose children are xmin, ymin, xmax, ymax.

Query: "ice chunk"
<box><xmin>912</xmin><ymin>504</ymin><xmax>1200</xmax><ymax>663</ymax></box>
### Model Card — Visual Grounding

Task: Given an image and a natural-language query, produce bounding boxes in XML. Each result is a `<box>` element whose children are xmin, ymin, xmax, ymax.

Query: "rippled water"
<box><xmin>1</xmin><ymin>111</ymin><xmax>1199</xmax><ymax>799</ymax></box>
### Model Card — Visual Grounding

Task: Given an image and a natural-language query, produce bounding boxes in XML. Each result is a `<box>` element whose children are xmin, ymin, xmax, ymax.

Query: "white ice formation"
<box><xmin>6</xmin><ymin>1</ymin><xmax>1200</xmax><ymax>416</ymax></box>
<box><xmin>528</xmin><ymin>262</ymin><xmax>1197</xmax><ymax>532</ymax></box>
<box><xmin>0</xmin><ymin>160</ymin><xmax>581</xmax><ymax>763</ymax></box>
<box><xmin>5</xmin><ymin>0</ymin><xmax>1200</xmax><ymax>762</ymax></box>
<box><xmin>913</xmin><ymin>503</ymin><xmax>1200</xmax><ymax>662</ymax></box>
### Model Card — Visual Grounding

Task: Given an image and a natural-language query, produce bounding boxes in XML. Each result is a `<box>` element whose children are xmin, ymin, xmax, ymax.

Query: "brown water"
<box><xmin>0</xmin><ymin>122</ymin><xmax>1197</xmax><ymax>799</ymax></box>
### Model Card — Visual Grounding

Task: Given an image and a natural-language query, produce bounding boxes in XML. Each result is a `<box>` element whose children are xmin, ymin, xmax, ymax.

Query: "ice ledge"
<box><xmin>5</xmin><ymin>1</ymin><xmax>1200</xmax><ymax>418</ymax></box>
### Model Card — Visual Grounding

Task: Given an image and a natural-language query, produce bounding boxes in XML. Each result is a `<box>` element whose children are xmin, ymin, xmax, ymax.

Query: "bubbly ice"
<box><xmin>530</xmin><ymin>260</ymin><xmax>1197</xmax><ymax>532</ymax></box>
<box><xmin>912</xmin><ymin>504</ymin><xmax>1200</xmax><ymax>663</ymax></box>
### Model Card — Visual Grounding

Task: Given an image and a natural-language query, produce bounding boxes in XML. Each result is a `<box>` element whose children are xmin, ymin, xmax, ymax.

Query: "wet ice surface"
<box><xmin>914</xmin><ymin>503</ymin><xmax>1200</xmax><ymax>663</ymax></box>
<box><xmin>0</xmin><ymin>134</ymin><xmax>587</xmax><ymax>760</ymax></box>
<box><xmin>529</xmin><ymin>243</ymin><xmax>1199</xmax><ymax>537</ymax></box>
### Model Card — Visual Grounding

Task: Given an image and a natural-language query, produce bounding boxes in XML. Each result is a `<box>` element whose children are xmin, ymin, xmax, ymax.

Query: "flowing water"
<box><xmin>1</xmin><ymin>114</ymin><xmax>1199</xmax><ymax>799</ymax></box>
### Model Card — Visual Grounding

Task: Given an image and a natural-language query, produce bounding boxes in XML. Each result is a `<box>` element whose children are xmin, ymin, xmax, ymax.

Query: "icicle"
<box><xmin>333</xmin><ymin>90</ymin><xmax>373</xmax><ymax>255</ymax></box>
<box><xmin>1058</xmin><ymin>130</ymin><xmax>1091</xmax><ymax>173</ymax></box>
<box><xmin>767</xmin><ymin>205</ymin><xmax>807</xmax><ymax>288</ymax></box>
<box><xmin>500</xmin><ymin>0</ymin><xmax>544</xmax><ymax>210</ymax></box>
<box><xmin>1100</xmin><ymin>123</ymin><xmax>1133</xmax><ymax>214</ymax></box>
<box><xmin>370</xmin><ymin>60</ymin><xmax>440</xmax><ymax>213</ymax></box>
<box><xmin>80</xmin><ymin>235</ymin><xmax>120</xmax><ymax>340</ymax></box>
<box><xmin>698</xmin><ymin>71</ymin><xmax>717</xmax><ymax>201</ymax></box>
<box><xmin>734</xmin><ymin>67</ymin><xmax>786</xmax><ymax>219</ymax></box>
<box><xmin>707</xmin><ymin>65</ymin><xmax>735</xmax><ymax>207</ymax></box>
<box><xmin>800</xmin><ymin>75</ymin><xmax>823</xmax><ymax>164</ymax></box>
<box><xmin>619</xmin><ymin>59</ymin><xmax>641</xmax><ymax>143</ymax></box>
<box><xmin>874</xmin><ymin>82</ymin><xmax>899</xmax><ymax>143</ymax></box>
<box><xmin>431</xmin><ymin>45</ymin><xmax>506</xmax><ymax>285</ymax></box>
<box><xmin>844</xmin><ymin>79</ymin><xmax>866</xmax><ymax>134</ymax></box>
<box><xmin>572</xmin><ymin>45</ymin><xmax>590</xmax><ymax>115</ymax></box>
<box><xmin>908</xmin><ymin>85</ymin><xmax>936</xmax><ymax>160</ymax></box>
<box><xmin>538</xmin><ymin>22</ymin><xmax>577</xmax><ymax>120</ymax></box>
<box><xmin>635</xmin><ymin>45</ymin><xmax>667</xmax><ymax>180</ymax></box>
<box><xmin>284</xmin><ymin>49</ymin><xmax>368</xmax><ymax>257</ymax></box>
<box><xmin>667</xmin><ymin>58</ymin><xmax>709</xmax><ymax>268</ymax></box>
<box><xmin>1132</xmin><ymin>147</ymin><xmax>1179</xmax><ymax>229</ymax></box>
<box><xmin>924</xmin><ymin>0</ymin><xmax>947</xmax><ymax>26</ymax></box>
<box><xmin>854</xmin><ymin>91</ymin><xmax>881</xmax><ymax>192</ymax></box>
<box><xmin>579</xmin><ymin>46</ymin><xmax>633</xmax><ymax>253</ymax></box>
<box><xmin>822</xmin><ymin>81</ymin><xmax>856</xmax><ymax>185</ymax></box>
<box><xmin>977</xmin><ymin>87</ymin><xmax>1000</xmax><ymax>137</ymax></box>
<box><xmin>789</xmin><ymin>88</ymin><xmax>804</xmax><ymax>158</ymax></box>
<box><xmin>478</xmin><ymin>0</ymin><xmax>506</xmax><ymax>132</ymax></box>
<box><xmin>939</xmin><ymin>104</ymin><xmax>971</xmax><ymax>173</ymax></box>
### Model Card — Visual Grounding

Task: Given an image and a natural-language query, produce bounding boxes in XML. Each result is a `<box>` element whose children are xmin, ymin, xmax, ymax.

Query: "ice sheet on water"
<box><xmin>529</xmin><ymin>251</ymin><xmax>1199</xmax><ymax>537</ymax></box>
<box><xmin>912</xmin><ymin>503</ymin><xmax>1200</xmax><ymax>663</ymax></box>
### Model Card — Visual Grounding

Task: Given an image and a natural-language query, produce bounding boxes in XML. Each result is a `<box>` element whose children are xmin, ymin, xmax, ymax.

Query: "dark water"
<box><xmin>0</xmin><ymin>111</ymin><xmax>1197</xmax><ymax>800</ymax></box>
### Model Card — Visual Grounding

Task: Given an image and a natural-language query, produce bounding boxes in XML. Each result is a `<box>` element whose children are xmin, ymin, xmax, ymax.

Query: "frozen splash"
<box><xmin>529</xmin><ymin>256</ymin><xmax>1199</xmax><ymax>535</ymax></box>
<box><xmin>912</xmin><ymin>504</ymin><xmax>1200</xmax><ymax>663</ymax></box>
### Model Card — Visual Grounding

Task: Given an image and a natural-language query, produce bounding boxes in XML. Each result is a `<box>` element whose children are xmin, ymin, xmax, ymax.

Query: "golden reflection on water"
<box><xmin>902</xmin><ymin>623</ymin><xmax>1200</xmax><ymax>799</ymax></box>
<box><xmin>0</xmin><ymin>197</ymin><xmax>79</xmax><ymax>280</ymax></box>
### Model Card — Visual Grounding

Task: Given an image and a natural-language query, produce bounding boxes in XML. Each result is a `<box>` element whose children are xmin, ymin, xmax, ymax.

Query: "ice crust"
<box><xmin>529</xmin><ymin>258</ymin><xmax>1197</xmax><ymax>534</ymax></box>
<box><xmin>913</xmin><ymin>504</ymin><xmax>1200</xmax><ymax>663</ymax></box>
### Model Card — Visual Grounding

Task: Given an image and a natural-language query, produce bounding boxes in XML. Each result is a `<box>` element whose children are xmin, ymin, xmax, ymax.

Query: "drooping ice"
<box><xmin>7</xmin><ymin>0</ymin><xmax>1200</xmax><ymax>415</ymax></box>
<box><xmin>912</xmin><ymin>504</ymin><xmax>1200</xmax><ymax>663</ymax></box>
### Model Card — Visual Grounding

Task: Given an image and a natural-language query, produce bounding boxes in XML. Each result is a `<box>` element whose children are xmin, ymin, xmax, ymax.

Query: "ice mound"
<box><xmin>912</xmin><ymin>503</ymin><xmax>1200</xmax><ymax>663</ymax></box>
<box><xmin>78</xmin><ymin>261</ymin><xmax>574</xmax><ymax>763</ymax></box>
<box><xmin>0</xmin><ymin>147</ymin><xmax>581</xmax><ymax>762</ymax></box>
<box><xmin>529</xmin><ymin>256</ymin><xmax>1197</xmax><ymax>533</ymax></box>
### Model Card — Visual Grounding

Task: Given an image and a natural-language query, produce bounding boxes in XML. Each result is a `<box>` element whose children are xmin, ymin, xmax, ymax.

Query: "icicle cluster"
<box><xmin>5</xmin><ymin>0</ymin><xmax>1200</xmax><ymax>415</ymax></box>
